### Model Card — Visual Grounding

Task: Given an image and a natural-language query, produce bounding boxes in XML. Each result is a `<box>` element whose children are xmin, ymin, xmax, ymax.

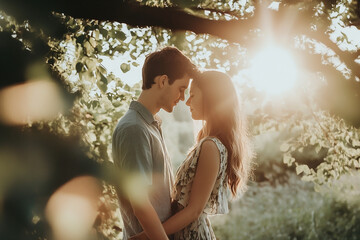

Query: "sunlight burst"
<box><xmin>249</xmin><ymin>46</ymin><xmax>298</xmax><ymax>95</ymax></box>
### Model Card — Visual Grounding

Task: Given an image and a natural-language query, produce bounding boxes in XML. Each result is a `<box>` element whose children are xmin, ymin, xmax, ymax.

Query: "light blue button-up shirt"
<box><xmin>112</xmin><ymin>101</ymin><xmax>173</xmax><ymax>239</ymax></box>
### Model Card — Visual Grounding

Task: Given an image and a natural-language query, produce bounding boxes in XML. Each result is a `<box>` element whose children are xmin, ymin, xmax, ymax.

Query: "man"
<box><xmin>112</xmin><ymin>47</ymin><xmax>197</xmax><ymax>240</ymax></box>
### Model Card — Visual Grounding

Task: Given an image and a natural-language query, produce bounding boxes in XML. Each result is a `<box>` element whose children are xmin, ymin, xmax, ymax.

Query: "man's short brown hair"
<box><xmin>142</xmin><ymin>47</ymin><xmax>197</xmax><ymax>90</ymax></box>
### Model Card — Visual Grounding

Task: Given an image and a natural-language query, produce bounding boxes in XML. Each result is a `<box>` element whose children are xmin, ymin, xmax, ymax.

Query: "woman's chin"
<box><xmin>191</xmin><ymin>114</ymin><xmax>202</xmax><ymax>121</ymax></box>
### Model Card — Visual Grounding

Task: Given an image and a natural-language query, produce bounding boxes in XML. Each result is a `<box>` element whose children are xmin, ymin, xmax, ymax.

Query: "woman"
<box><xmin>132</xmin><ymin>70</ymin><xmax>253</xmax><ymax>239</ymax></box>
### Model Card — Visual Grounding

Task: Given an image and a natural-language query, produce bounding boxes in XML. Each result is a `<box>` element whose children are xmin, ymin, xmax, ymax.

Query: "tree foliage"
<box><xmin>0</xmin><ymin>1</ymin><xmax>359</xmax><ymax>237</ymax></box>
<box><xmin>281</xmin><ymin>111</ymin><xmax>360</xmax><ymax>186</ymax></box>
<box><xmin>1</xmin><ymin>0</ymin><xmax>359</xmax><ymax>181</ymax></box>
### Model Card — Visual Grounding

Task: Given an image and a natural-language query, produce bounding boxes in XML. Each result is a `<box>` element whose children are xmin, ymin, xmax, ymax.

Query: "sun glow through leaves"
<box><xmin>249</xmin><ymin>46</ymin><xmax>298</xmax><ymax>95</ymax></box>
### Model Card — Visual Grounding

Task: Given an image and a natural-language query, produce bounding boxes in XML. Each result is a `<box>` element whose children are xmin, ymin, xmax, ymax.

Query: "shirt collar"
<box><xmin>129</xmin><ymin>101</ymin><xmax>156</xmax><ymax>125</ymax></box>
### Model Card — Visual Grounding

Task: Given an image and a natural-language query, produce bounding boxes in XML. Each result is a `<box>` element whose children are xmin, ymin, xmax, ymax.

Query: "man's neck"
<box><xmin>137</xmin><ymin>90</ymin><xmax>160</xmax><ymax>116</ymax></box>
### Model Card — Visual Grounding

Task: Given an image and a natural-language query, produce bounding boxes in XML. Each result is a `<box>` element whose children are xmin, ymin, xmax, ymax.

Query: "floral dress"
<box><xmin>172</xmin><ymin>137</ymin><xmax>229</xmax><ymax>240</ymax></box>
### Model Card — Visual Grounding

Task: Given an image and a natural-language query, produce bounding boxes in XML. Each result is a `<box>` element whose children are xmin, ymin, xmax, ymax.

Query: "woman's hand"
<box><xmin>129</xmin><ymin>232</ymin><xmax>149</xmax><ymax>240</ymax></box>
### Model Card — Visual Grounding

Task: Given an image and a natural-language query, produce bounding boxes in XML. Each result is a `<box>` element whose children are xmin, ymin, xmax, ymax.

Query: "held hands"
<box><xmin>129</xmin><ymin>232</ymin><xmax>149</xmax><ymax>240</ymax></box>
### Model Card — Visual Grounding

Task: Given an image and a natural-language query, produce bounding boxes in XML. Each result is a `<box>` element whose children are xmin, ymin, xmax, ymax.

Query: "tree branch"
<box><xmin>1</xmin><ymin>0</ymin><xmax>359</xmax><ymax>79</ymax></box>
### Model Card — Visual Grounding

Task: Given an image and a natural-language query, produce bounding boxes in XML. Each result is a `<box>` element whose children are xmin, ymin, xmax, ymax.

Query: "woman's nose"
<box><xmin>186</xmin><ymin>98</ymin><xmax>190</xmax><ymax>106</ymax></box>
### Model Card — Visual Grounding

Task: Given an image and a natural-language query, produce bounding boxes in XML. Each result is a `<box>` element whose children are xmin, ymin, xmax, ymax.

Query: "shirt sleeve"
<box><xmin>113</xmin><ymin>124</ymin><xmax>153</xmax><ymax>186</ymax></box>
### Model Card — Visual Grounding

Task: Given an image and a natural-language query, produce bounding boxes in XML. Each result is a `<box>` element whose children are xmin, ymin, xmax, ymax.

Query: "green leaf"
<box><xmin>76</xmin><ymin>62</ymin><xmax>84</xmax><ymax>73</ymax></box>
<box><xmin>119</xmin><ymin>94</ymin><xmax>126</xmax><ymax>100</ymax></box>
<box><xmin>296</xmin><ymin>164</ymin><xmax>311</xmax><ymax>175</ymax></box>
<box><xmin>100</xmin><ymin>73</ymin><xmax>108</xmax><ymax>85</ymax></box>
<box><xmin>112</xmin><ymin>100</ymin><xmax>121</xmax><ymax>107</ymax></box>
<box><xmin>135</xmin><ymin>89</ymin><xmax>141</xmax><ymax>96</ymax></box>
<box><xmin>100</xmin><ymin>29</ymin><xmax>108</xmax><ymax>38</ymax></box>
<box><xmin>70</xmin><ymin>25</ymin><xmax>80</xmax><ymax>33</ymax></box>
<box><xmin>115</xmin><ymin>31</ymin><xmax>126</xmax><ymax>41</ymax></box>
<box><xmin>283</xmin><ymin>154</ymin><xmax>295</xmax><ymax>166</ymax></box>
<box><xmin>132</xmin><ymin>62</ymin><xmax>139</xmax><ymax>67</ymax></box>
<box><xmin>91</xmin><ymin>100</ymin><xmax>100</xmax><ymax>108</ymax></box>
<box><xmin>98</xmin><ymin>65</ymin><xmax>107</xmax><ymax>75</ymax></box>
<box><xmin>113</xmin><ymin>78</ymin><xmax>123</xmax><ymax>88</ymax></box>
<box><xmin>76</xmin><ymin>35</ymin><xmax>86</xmax><ymax>44</ymax></box>
<box><xmin>120</xmin><ymin>63</ymin><xmax>130</xmax><ymax>73</ymax></box>
<box><xmin>84</xmin><ymin>25</ymin><xmax>92</xmax><ymax>32</ymax></box>
<box><xmin>130</xmin><ymin>53</ymin><xmax>137</xmax><ymax>60</ymax></box>
<box><xmin>97</xmin><ymin>73</ymin><xmax>108</xmax><ymax>93</ymax></box>
<box><xmin>95</xmin><ymin>44</ymin><xmax>103</xmax><ymax>53</ymax></box>
<box><xmin>124</xmin><ymin>84</ymin><xmax>131</xmax><ymax>92</ymax></box>
<box><xmin>85</xmin><ymin>58</ymin><xmax>97</xmax><ymax>71</ymax></box>
<box><xmin>114</xmin><ymin>45</ymin><xmax>127</xmax><ymax>54</ymax></box>
<box><xmin>106</xmin><ymin>93</ymin><xmax>113</xmax><ymax>101</ymax></box>
<box><xmin>130</xmin><ymin>38</ymin><xmax>136</xmax><ymax>46</ymax></box>
<box><xmin>89</xmin><ymin>37</ymin><xmax>97</xmax><ymax>48</ymax></box>
<box><xmin>301</xmin><ymin>175</ymin><xmax>314</xmax><ymax>182</ymax></box>
<box><xmin>341</xmin><ymin>32</ymin><xmax>349</xmax><ymax>43</ymax></box>
<box><xmin>113</xmin><ymin>111</ymin><xmax>124</xmax><ymax>119</ymax></box>
<box><xmin>83</xmin><ymin>41</ymin><xmax>94</xmax><ymax>56</ymax></box>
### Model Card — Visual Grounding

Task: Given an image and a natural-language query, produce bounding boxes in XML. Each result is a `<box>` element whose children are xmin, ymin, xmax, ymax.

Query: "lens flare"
<box><xmin>45</xmin><ymin>176</ymin><xmax>101</xmax><ymax>240</ymax></box>
<box><xmin>0</xmin><ymin>80</ymin><xmax>64</xmax><ymax>125</ymax></box>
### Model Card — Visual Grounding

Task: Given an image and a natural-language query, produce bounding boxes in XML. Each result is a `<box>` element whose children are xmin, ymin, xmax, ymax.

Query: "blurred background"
<box><xmin>0</xmin><ymin>0</ymin><xmax>359</xmax><ymax>239</ymax></box>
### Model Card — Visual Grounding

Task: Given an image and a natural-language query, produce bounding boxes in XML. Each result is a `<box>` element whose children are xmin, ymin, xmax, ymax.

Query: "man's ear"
<box><xmin>155</xmin><ymin>75</ymin><xmax>168</xmax><ymax>89</ymax></box>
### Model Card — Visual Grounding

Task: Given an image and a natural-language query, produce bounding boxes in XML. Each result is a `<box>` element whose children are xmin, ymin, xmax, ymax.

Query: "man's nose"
<box><xmin>186</xmin><ymin>98</ymin><xmax>190</xmax><ymax>106</ymax></box>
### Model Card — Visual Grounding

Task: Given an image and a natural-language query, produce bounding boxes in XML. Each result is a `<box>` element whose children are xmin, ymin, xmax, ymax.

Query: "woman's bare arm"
<box><xmin>162</xmin><ymin>140</ymin><xmax>220</xmax><ymax>234</ymax></box>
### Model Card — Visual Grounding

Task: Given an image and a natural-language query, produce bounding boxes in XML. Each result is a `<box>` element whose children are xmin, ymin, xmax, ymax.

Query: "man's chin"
<box><xmin>163</xmin><ymin>105</ymin><xmax>174</xmax><ymax>113</ymax></box>
<box><xmin>165</xmin><ymin>107</ymin><xmax>174</xmax><ymax>113</ymax></box>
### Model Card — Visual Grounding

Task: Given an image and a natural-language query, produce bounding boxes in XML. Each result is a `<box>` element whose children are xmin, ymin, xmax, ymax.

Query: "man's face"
<box><xmin>161</xmin><ymin>75</ymin><xmax>190</xmax><ymax>113</ymax></box>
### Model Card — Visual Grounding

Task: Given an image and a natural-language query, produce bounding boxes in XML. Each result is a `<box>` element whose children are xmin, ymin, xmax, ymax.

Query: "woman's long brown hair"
<box><xmin>193</xmin><ymin>70</ymin><xmax>253</xmax><ymax>196</ymax></box>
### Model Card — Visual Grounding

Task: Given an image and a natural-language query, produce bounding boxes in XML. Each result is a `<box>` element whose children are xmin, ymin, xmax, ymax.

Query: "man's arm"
<box><xmin>129</xmin><ymin>192</ymin><xmax>168</xmax><ymax>240</ymax></box>
<box><xmin>114</xmin><ymin>125</ymin><xmax>168</xmax><ymax>240</ymax></box>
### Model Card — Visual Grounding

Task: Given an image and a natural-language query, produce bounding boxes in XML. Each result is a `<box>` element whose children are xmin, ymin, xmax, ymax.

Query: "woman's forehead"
<box><xmin>190</xmin><ymin>81</ymin><xmax>199</xmax><ymax>90</ymax></box>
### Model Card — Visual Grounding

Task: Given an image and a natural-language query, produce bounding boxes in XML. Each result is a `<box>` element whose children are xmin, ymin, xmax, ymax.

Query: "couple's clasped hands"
<box><xmin>129</xmin><ymin>232</ymin><xmax>149</xmax><ymax>240</ymax></box>
<box><xmin>129</xmin><ymin>232</ymin><xmax>170</xmax><ymax>240</ymax></box>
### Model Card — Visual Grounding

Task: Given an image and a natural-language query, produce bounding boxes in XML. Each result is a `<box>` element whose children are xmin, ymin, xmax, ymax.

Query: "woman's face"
<box><xmin>186</xmin><ymin>82</ymin><xmax>204</xmax><ymax>120</ymax></box>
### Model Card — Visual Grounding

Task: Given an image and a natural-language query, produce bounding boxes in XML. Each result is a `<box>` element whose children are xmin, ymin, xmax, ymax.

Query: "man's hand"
<box><xmin>129</xmin><ymin>187</ymin><xmax>168</xmax><ymax>240</ymax></box>
<box><xmin>129</xmin><ymin>231</ymin><xmax>149</xmax><ymax>240</ymax></box>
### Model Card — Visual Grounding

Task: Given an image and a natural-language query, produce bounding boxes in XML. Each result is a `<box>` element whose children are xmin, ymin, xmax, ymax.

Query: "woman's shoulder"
<box><xmin>199</xmin><ymin>138</ymin><xmax>219</xmax><ymax>154</ymax></box>
<box><xmin>199</xmin><ymin>136</ymin><xmax>227</xmax><ymax>152</ymax></box>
